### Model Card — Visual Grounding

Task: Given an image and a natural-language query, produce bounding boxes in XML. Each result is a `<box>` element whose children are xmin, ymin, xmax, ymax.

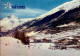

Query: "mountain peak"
<box><xmin>72</xmin><ymin>0</ymin><xmax>80</xmax><ymax>1</ymax></box>
<box><xmin>7</xmin><ymin>14</ymin><xmax>17</xmax><ymax>18</ymax></box>
<box><xmin>36</xmin><ymin>0</ymin><xmax>80</xmax><ymax>19</ymax></box>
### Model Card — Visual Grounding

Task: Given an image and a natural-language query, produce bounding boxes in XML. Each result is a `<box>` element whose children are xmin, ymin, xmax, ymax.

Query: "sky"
<box><xmin>0</xmin><ymin>0</ymin><xmax>72</xmax><ymax>19</ymax></box>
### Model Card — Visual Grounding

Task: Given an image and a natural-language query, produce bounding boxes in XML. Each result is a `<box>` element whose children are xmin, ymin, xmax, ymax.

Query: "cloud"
<box><xmin>12</xmin><ymin>8</ymin><xmax>48</xmax><ymax>18</ymax></box>
<box><xmin>1</xmin><ymin>8</ymin><xmax>48</xmax><ymax>18</ymax></box>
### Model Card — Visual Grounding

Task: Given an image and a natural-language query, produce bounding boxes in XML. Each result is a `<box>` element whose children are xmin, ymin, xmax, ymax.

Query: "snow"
<box><xmin>20</xmin><ymin>18</ymin><xmax>33</xmax><ymax>22</ymax></box>
<box><xmin>35</xmin><ymin>0</ymin><xmax>80</xmax><ymax>19</ymax></box>
<box><xmin>1</xmin><ymin>1</ymin><xmax>80</xmax><ymax>55</ymax></box>
<box><xmin>1</xmin><ymin>0</ymin><xmax>80</xmax><ymax>32</ymax></box>
<box><xmin>57</xmin><ymin>22</ymin><xmax>77</xmax><ymax>27</ymax></box>
<box><xmin>0</xmin><ymin>37</ymin><xmax>80</xmax><ymax>56</ymax></box>
<box><xmin>0</xmin><ymin>14</ymin><xmax>34</xmax><ymax>32</ymax></box>
<box><xmin>25</xmin><ymin>28</ymin><xmax>80</xmax><ymax>42</ymax></box>
<box><xmin>26</xmin><ymin>31</ymin><xmax>38</xmax><ymax>37</ymax></box>
<box><xmin>0</xmin><ymin>15</ymin><xmax>20</xmax><ymax>31</ymax></box>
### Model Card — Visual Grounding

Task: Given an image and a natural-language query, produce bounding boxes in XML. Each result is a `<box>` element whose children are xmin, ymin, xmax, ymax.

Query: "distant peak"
<box><xmin>7</xmin><ymin>14</ymin><xmax>17</xmax><ymax>18</ymax></box>
<box><xmin>72</xmin><ymin>0</ymin><xmax>80</xmax><ymax>1</ymax></box>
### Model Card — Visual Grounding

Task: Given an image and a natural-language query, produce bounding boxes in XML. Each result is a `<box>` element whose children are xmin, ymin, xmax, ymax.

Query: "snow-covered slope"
<box><xmin>36</xmin><ymin>0</ymin><xmax>80</xmax><ymax>19</ymax></box>
<box><xmin>0</xmin><ymin>15</ymin><xmax>19</xmax><ymax>32</ymax></box>
<box><xmin>1</xmin><ymin>0</ymin><xmax>80</xmax><ymax>32</ymax></box>
<box><xmin>0</xmin><ymin>0</ymin><xmax>80</xmax><ymax>36</ymax></box>
<box><xmin>1</xmin><ymin>37</ymin><xmax>80</xmax><ymax>56</ymax></box>
<box><xmin>7</xmin><ymin>0</ymin><xmax>80</xmax><ymax>34</ymax></box>
<box><xmin>0</xmin><ymin>14</ymin><xmax>33</xmax><ymax>32</ymax></box>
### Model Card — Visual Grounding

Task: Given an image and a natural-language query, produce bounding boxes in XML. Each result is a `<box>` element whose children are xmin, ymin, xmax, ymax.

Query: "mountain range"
<box><xmin>0</xmin><ymin>14</ymin><xmax>33</xmax><ymax>32</ymax></box>
<box><xmin>0</xmin><ymin>0</ymin><xmax>80</xmax><ymax>37</ymax></box>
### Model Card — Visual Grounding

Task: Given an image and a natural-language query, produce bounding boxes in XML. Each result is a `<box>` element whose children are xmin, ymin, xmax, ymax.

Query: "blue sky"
<box><xmin>0</xmin><ymin>0</ymin><xmax>72</xmax><ymax>19</ymax></box>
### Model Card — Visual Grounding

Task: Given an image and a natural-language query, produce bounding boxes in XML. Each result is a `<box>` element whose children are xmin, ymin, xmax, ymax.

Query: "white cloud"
<box><xmin>13</xmin><ymin>8</ymin><xmax>48</xmax><ymax>18</ymax></box>
<box><xmin>1</xmin><ymin>8</ymin><xmax>48</xmax><ymax>18</ymax></box>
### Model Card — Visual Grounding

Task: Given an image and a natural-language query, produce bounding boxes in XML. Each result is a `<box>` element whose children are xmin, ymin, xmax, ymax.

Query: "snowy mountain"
<box><xmin>12</xmin><ymin>0</ymin><xmax>80</xmax><ymax>32</ymax></box>
<box><xmin>36</xmin><ymin>0</ymin><xmax>80</xmax><ymax>19</ymax></box>
<box><xmin>1</xmin><ymin>1</ymin><xmax>80</xmax><ymax>55</ymax></box>
<box><xmin>0</xmin><ymin>0</ymin><xmax>80</xmax><ymax>50</ymax></box>
<box><xmin>0</xmin><ymin>0</ymin><xmax>80</xmax><ymax>37</ymax></box>
<box><xmin>0</xmin><ymin>14</ymin><xmax>33</xmax><ymax>32</ymax></box>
